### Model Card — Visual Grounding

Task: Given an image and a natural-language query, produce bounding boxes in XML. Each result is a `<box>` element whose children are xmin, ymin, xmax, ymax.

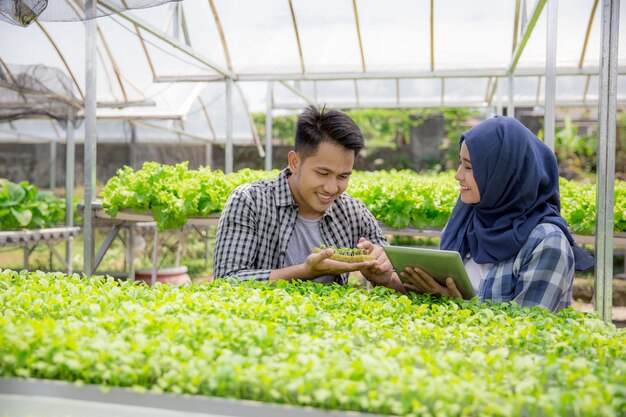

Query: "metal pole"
<box><xmin>508</xmin><ymin>74</ymin><xmax>515</xmax><ymax>117</ymax></box>
<box><xmin>50</xmin><ymin>141</ymin><xmax>57</xmax><ymax>190</ymax></box>
<box><xmin>65</xmin><ymin>109</ymin><xmax>75</xmax><ymax>275</ymax></box>
<box><xmin>126</xmin><ymin>225</ymin><xmax>135</xmax><ymax>281</ymax></box>
<box><xmin>173</xmin><ymin>2</ymin><xmax>179</xmax><ymax>39</ymax></box>
<box><xmin>83</xmin><ymin>0</ymin><xmax>98</xmax><ymax>276</ymax></box>
<box><xmin>205</xmin><ymin>144</ymin><xmax>213</xmax><ymax>168</ymax></box>
<box><xmin>544</xmin><ymin>0</ymin><xmax>557</xmax><ymax>151</ymax></box>
<box><xmin>151</xmin><ymin>228</ymin><xmax>158</xmax><ymax>286</ymax></box>
<box><xmin>129</xmin><ymin>122</ymin><xmax>138</xmax><ymax>169</ymax></box>
<box><xmin>496</xmin><ymin>77</ymin><xmax>504</xmax><ymax>115</ymax></box>
<box><xmin>225</xmin><ymin>78</ymin><xmax>233</xmax><ymax>174</ymax></box>
<box><xmin>595</xmin><ymin>0</ymin><xmax>620</xmax><ymax>322</ymax></box>
<box><xmin>265</xmin><ymin>81</ymin><xmax>273</xmax><ymax>171</ymax></box>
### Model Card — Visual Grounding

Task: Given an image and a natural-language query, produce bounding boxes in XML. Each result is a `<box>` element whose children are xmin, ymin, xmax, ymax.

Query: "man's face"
<box><xmin>287</xmin><ymin>141</ymin><xmax>355</xmax><ymax>219</ymax></box>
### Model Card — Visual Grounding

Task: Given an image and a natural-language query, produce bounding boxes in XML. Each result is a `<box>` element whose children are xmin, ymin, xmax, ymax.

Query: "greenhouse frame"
<box><xmin>1</xmin><ymin>1</ymin><xmax>626</xmax><ymax>415</ymax></box>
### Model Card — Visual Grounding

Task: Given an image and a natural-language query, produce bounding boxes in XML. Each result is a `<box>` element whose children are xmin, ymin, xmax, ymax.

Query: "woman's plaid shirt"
<box><xmin>213</xmin><ymin>169</ymin><xmax>387</xmax><ymax>283</ymax></box>
<box><xmin>476</xmin><ymin>223</ymin><xmax>575</xmax><ymax>312</ymax></box>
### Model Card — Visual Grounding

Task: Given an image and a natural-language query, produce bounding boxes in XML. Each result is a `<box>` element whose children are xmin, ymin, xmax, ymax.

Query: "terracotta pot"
<box><xmin>134</xmin><ymin>266</ymin><xmax>191</xmax><ymax>286</ymax></box>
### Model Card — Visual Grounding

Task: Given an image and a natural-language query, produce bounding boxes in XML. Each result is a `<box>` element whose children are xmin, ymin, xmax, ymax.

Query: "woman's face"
<box><xmin>454</xmin><ymin>142</ymin><xmax>480</xmax><ymax>204</ymax></box>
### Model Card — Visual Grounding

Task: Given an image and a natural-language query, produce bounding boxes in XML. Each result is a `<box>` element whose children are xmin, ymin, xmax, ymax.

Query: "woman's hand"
<box><xmin>400</xmin><ymin>267</ymin><xmax>463</xmax><ymax>299</ymax></box>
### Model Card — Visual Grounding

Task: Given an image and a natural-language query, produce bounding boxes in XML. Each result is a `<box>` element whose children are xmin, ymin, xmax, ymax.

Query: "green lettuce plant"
<box><xmin>1</xmin><ymin>269</ymin><xmax>625</xmax><ymax>416</ymax></box>
<box><xmin>0</xmin><ymin>179</ymin><xmax>65</xmax><ymax>230</ymax></box>
<box><xmin>100</xmin><ymin>164</ymin><xmax>626</xmax><ymax>235</ymax></box>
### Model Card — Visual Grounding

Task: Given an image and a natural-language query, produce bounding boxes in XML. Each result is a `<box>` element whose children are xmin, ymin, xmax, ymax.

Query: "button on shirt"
<box><xmin>213</xmin><ymin>169</ymin><xmax>387</xmax><ymax>284</ymax></box>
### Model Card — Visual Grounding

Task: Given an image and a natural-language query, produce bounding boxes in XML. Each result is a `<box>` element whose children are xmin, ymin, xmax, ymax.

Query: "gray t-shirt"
<box><xmin>283</xmin><ymin>214</ymin><xmax>337</xmax><ymax>284</ymax></box>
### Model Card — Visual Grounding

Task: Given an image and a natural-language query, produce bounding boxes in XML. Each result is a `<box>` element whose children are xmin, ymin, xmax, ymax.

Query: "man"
<box><xmin>213</xmin><ymin>105</ymin><xmax>404</xmax><ymax>292</ymax></box>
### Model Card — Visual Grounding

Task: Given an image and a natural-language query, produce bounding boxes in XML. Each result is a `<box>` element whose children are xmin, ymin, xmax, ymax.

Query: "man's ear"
<box><xmin>287</xmin><ymin>150</ymin><xmax>300</xmax><ymax>173</ymax></box>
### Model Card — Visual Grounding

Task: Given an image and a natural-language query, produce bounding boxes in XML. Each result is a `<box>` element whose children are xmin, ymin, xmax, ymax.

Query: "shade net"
<box><xmin>0</xmin><ymin>62</ymin><xmax>80</xmax><ymax>125</ymax></box>
<box><xmin>0</xmin><ymin>0</ymin><xmax>180</xmax><ymax>27</ymax></box>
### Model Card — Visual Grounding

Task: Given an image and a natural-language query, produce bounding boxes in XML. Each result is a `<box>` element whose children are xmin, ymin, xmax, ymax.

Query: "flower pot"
<box><xmin>134</xmin><ymin>266</ymin><xmax>191</xmax><ymax>286</ymax></box>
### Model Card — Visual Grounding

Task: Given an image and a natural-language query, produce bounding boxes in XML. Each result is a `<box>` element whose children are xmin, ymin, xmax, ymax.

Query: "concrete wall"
<box><xmin>409</xmin><ymin>114</ymin><xmax>446</xmax><ymax>171</ymax></box>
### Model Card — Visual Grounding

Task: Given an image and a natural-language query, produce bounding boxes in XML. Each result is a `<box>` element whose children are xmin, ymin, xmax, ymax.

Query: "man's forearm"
<box><xmin>268</xmin><ymin>264</ymin><xmax>311</xmax><ymax>282</ymax></box>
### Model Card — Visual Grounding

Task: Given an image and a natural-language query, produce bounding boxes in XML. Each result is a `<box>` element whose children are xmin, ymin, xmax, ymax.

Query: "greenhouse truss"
<box><xmin>2</xmin><ymin>0</ymin><xmax>625</xmax><ymax>143</ymax></box>
<box><xmin>0</xmin><ymin>0</ymin><xmax>623</xmax><ymax>319</ymax></box>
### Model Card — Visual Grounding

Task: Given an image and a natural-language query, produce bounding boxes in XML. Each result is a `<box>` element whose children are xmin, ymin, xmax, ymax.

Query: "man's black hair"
<box><xmin>294</xmin><ymin>105</ymin><xmax>364</xmax><ymax>160</ymax></box>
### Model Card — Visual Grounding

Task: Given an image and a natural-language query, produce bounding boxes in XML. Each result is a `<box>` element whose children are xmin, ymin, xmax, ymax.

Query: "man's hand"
<box><xmin>269</xmin><ymin>247</ymin><xmax>378</xmax><ymax>282</ymax></box>
<box><xmin>356</xmin><ymin>238</ymin><xmax>406</xmax><ymax>293</ymax></box>
<box><xmin>303</xmin><ymin>247</ymin><xmax>378</xmax><ymax>278</ymax></box>
<box><xmin>400</xmin><ymin>267</ymin><xmax>463</xmax><ymax>299</ymax></box>
<box><xmin>356</xmin><ymin>237</ymin><xmax>393</xmax><ymax>284</ymax></box>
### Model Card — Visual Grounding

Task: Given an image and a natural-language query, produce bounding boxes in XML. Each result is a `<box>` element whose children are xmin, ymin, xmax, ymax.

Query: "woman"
<box><xmin>402</xmin><ymin>116</ymin><xmax>594</xmax><ymax>312</ymax></box>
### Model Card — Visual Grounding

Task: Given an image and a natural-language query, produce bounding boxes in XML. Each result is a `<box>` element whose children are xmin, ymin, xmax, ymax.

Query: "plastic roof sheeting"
<box><xmin>1</xmin><ymin>0</ymin><xmax>626</xmax><ymax>144</ymax></box>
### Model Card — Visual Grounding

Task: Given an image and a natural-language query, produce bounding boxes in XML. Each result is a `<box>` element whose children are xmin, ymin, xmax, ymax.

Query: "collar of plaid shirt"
<box><xmin>212</xmin><ymin>167</ymin><xmax>387</xmax><ymax>283</ymax></box>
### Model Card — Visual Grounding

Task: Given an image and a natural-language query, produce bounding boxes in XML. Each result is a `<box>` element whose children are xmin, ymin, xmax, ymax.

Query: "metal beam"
<box><xmin>153</xmin><ymin>66</ymin><xmax>626</xmax><ymax>83</ymax></box>
<box><xmin>595</xmin><ymin>0</ymin><xmax>620</xmax><ymax>322</ymax></box>
<box><xmin>544</xmin><ymin>0</ymin><xmax>558</xmax><ymax>151</ymax></box>
<box><xmin>65</xmin><ymin>109</ymin><xmax>75</xmax><ymax>274</ymax></box>
<box><xmin>270</xmin><ymin>98</ymin><xmax>626</xmax><ymax>110</ymax></box>
<box><xmin>49</xmin><ymin>141</ymin><xmax>57</xmax><ymax>190</ymax></box>
<box><xmin>207</xmin><ymin>0</ymin><xmax>233</xmax><ymax>72</ymax></box>
<box><xmin>512</xmin><ymin>0</ymin><xmax>521</xmax><ymax>54</ymax></box>
<box><xmin>508</xmin><ymin>73</ymin><xmax>515</xmax><ymax>116</ymax></box>
<box><xmin>580</xmin><ymin>0</ymin><xmax>600</xmax><ymax>68</ymax></box>
<box><xmin>225</xmin><ymin>78</ymin><xmax>233</xmax><ymax>174</ymax></box>
<box><xmin>0</xmin><ymin>81</ymin><xmax>81</xmax><ymax>108</ymax></box>
<box><xmin>508</xmin><ymin>0</ymin><xmax>547</xmax><ymax>75</ymax></box>
<box><xmin>93</xmin><ymin>224</ymin><xmax>122</xmax><ymax>272</ymax></box>
<box><xmin>129</xmin><ymin>122</ymin><xmax>137</xmax><ymax>169</ymax></box>
<box><xmin>234</xmin><ymin>82</ymin><xmax>265</xmax><ymax>157</ymax></box>
<box><xmin>278</xmin><ymin>81</ymin><xmax>315</xmax><ymax>105</ymax></box>
<box><xmin>496</xmin><ymin>77</ymin><xmax>504</xmax><ymax>115</ymax></box>
<box><xmin>98</xmin><ymin>0</ymin><xmax>234</xmax><ymax>78</ymax></box>
<box><xmin>197</xmin><ymin>96</ymin><xmax>217</xmax><ymax>141</ymax></box>
<box><xmin>430</xmin><ymin>0</ymin><xmax>435</xmax><ymax>71</ymax></box>
<box><xmin>352</xmin><ymin>0</ymin><xmax>366</xmax><ymax>72</ymax></box>
<box><xmin>83</xmin><ymin>0</ymin><xmax>97</xmax><ymax>276</ymax></box>
<box><xmin>288</xmin><ymin>0</ymin><xmax>305</xmax><ymax>74</ymax></box>
<box><xmin>35</xmin><ymin>22</ymin><xmax>85</xmax><ymax>99</ymax></box>
<box><xmin>265</xmin><ymin>81</ymin><xmax>273</xmax><ymax>171</ymax></box>
<box><xmin>133</xmin><ymin>120</ymin><xmax>214</xmax><ymax>142</ymax></box>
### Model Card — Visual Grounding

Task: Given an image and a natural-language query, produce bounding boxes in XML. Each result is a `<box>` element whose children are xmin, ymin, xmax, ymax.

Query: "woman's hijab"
<box><xmin>440</xmin><ymin>115</ymin><xmax>594</xmax><ymax>271</ymax></box>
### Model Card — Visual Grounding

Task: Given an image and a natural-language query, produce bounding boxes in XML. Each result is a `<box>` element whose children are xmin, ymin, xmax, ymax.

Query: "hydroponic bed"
<box><xmin>1</xmin><ymin>270</ymin><xmax>625</xmax><ymax>417</ymax></box>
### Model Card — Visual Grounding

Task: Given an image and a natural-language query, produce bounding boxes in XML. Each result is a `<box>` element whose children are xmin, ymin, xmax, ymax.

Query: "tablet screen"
<box><xmin>383</xmin><ymin>245</ymin><xmax>476</xmax><ymax>299</ymax></box>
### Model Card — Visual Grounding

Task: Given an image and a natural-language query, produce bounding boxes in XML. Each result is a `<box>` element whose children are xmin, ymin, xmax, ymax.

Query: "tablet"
<box><xmin>383</xmin><ymin>246</ymin><xmax>475</xmax><ymax>299</ymax></box>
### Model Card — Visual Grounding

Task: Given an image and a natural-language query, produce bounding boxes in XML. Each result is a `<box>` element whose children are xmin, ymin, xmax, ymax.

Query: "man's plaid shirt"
<box><xmin>213</xmin><ymin>169</ymin><xmax>387</xmax><ymax>283</ymax></box>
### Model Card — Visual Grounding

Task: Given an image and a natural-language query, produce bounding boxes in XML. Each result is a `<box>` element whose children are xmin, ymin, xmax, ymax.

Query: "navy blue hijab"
<box><xmin>440</xmin><ymin>116</ymin><xmax>593</xmax><ymax>270</ymax></box>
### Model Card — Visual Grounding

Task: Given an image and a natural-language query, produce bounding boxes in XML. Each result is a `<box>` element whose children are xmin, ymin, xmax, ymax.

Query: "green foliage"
<box><xmin>100</xmin><ymin>164</ymin><xmax>626</xmax><ymax>235</ymax></box>
<box><xmin>0</xmin><ymin>179</ymin><xmax>65</xmax><ymax>230</ymax></box>
<box><xmin>1</xmin><ymin>270</ymin><xmax>625</xmax><ymax>416</ymax></box>
<box><xmin>252</xmin><ymin>108</ymin><xmax>477</xmax><ymax>149</ymax></box>
<box><xmin>349</xmin><ymin>170</ymin><xmax>459</xmax><ymax>230</ymax></box>
<box><xmin>554</xmin><ymin>117</ymin><xmax>597</xmax><ymax>174</ymax></box>
<box><xmin>616</xmin><ymin>114</ymin><xmax>626</xmax><ymax>175</ymax></box>
<box><xmin>100</xmin><ymin>162</ymin><xmax>279</xmax><ymax>231</ymax></box>
<box><xmin>317</xmin><ymin>244</ymin><xmax>369</xmax><ymax>257</ymax></box>
<box><xmin>253</xmin><ymin>112</ymin><xmax>299</xmax><ymax>145</ymax></box>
